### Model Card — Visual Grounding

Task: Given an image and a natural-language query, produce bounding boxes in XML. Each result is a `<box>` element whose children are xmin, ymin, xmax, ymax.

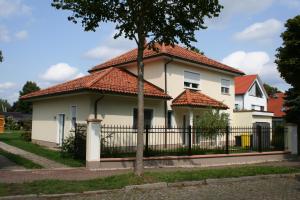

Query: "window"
<box><xmin>70</xmin><ymin>106</ymin><xmax>77</xmax><ymax>129</ymax></box>
<box><xmin>249</xmin><ymin>82</ymin><xmax>263</xmax><ymax>98</ymax></box>
<box><xmin>184</xmin><ymin>71</ymin><xmax>200</xmax><ymax>89</ymax></box>
<box><xmin>167</xmin><ymin>110</ymin><xmax>173</xmax><ymax>128</ymax></box>
<box><xmin>221</xmin><ymin>79</ymin><xmax>230</xmax><ymax>94</ymax></box>
<box><xmin>235</xmin><ymin>104</ymin><xmax>240</xmax><ymax>110</ymax></box>
<box><xmin>260</xmin><ymin>106</ymin><xmax>264</xmax><ymax>111</ymax></box>
<box><xmin>251</xmin><ymin>105</ymin><xmax>264</xmax><ymax>111</ymax></box>
<box><xmin>133</xmin><ymin>108</ymin><xmax>153</xmax><ymax>128</ymax></box>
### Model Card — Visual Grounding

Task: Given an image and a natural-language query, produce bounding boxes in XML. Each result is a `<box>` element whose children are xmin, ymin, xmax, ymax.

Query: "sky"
<box><xmin>0</xmin><ymin>0</ymin><xmax>300</xmax><ymax>104</ymax></box>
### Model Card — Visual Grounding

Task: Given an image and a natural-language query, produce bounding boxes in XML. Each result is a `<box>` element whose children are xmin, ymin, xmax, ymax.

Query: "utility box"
<box><xmin>0</xmin><ymin>115</ymin><xmax>4</xmax><ymax>133</ymax></box>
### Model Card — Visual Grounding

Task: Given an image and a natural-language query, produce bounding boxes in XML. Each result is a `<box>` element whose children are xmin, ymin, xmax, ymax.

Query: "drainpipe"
<box><xmin>164</xmin><ymin>57</ymin><xmax>173</xmax><ymax>148</ymax></box>
<box><xmin>94</xmin><ymin>96</ymin><xmax>104</xmax><ymax>119</ymax></box>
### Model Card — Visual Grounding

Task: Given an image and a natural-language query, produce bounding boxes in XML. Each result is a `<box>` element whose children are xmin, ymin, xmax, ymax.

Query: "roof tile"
<box><xmin>234</xmin><ymin>75</ymin><xmax>257</xmax><ymax>95</ymax></box>
<box><xmin>267</xmin><ymin>92</ymin><xmax>286</xmax><ymax>117</ymax></box>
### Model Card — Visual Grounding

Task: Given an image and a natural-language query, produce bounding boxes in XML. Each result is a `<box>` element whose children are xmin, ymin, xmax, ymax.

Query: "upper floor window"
<box><xmin>184</xmin><ymin>71</ymin><xmax>200</xmax><ymax>90</ymax></box>
<box><xmin>249</xmin><ymin>82</ymin><xmax>263</xmax><ymax>98</ymax></box>
<box><xmin>70</xmin><ymin>105</ymin><xmax>77</xmax><ymax>129</ymax></box>
<box><xmin>221</xmin><ymin>79</ymin><xmax>230</xmax><ymax>95</ymax></box>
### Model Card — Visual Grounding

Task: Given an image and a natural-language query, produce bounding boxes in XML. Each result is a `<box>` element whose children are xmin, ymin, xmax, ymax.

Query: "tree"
<box><xmin>0</xmin><ymin>50</ymin><xmax>3</xmax><ymax>62</ymax></box>
<box><xmin>52</xmin><ymin>0</ymin><xmax>223</xmax><ymax>176</ymax></box>
<box><xmin>275</xmin><ymin>15</ymin><xmax>300</xmax><ymax>152</ymax></box>
<box><xmin>12</xmin><ymin>81</ymin><xmax>40</xmax><ymax>114</ymax></box>
<box><xmin>194</xmin><ymin>109</ymin><xmax>229</xmax><ymax>140</ymax></box>
<box><xmin>263</xmin><ymin>83</ymin><xmax>280</xmax><ymax>97</ymax></box>
<box><xmin>0</xmin><ymin>99</ymin><xmax>11</xmax><ymax>112</ymax></box>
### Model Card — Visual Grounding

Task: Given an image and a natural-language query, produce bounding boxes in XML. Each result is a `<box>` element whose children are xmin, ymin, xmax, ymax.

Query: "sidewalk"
<box><xmin>0</xmin><ymin>142</ymin><xmax>66</xmax><ymax>169</ymax></box>
<box><xmin>0</xmin><ymin>158</ymin><xmax>299</xmax><ymax>183</ymax></box>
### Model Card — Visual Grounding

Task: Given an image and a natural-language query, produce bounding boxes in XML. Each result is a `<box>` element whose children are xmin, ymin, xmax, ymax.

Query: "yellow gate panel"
<box><xmin>241</xmin><ymin>134</ymin><xmax>250</xmax><ymax>147</ymax></box>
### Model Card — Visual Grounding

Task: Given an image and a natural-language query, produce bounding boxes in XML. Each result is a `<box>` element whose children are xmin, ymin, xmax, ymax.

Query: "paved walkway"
<box><xmin>0</xmin><ymin>158</ymin><xmax>299</xmax><ymax>183</ymax></box>
<box><xmin>0</xmin><ymin>141</ymin><xmax>66</xmax><ymax>169</ymax></box>
<box><xmin>0</xmin><ymin>155</ymin><xmax>25</xmax><ymax>170</ymax></box>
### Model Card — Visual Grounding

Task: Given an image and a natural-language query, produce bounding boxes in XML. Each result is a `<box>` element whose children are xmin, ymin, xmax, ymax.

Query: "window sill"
<box><xmin>221</xmin><ymin>93</ymin><xmax>230</xmax><ymax>96</ymax></box>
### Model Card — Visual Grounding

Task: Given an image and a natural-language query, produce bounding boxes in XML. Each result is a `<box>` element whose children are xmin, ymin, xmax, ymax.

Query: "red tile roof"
<box><xmin>268</xmin><ymin>92</ymin><xmax>286</xmax><ymax>117</ymax></box>
<box><xmin>172</xmin><ymin>89</ymin><xmax>228</xmax><ymax>109</ymax></box>
<box><xmin>21</xmin><ymin>67</ymin><xmax>171</xmax><ymax>100</ymax></box>
<box><xmin>89</xmin><ymin>44</ymin><xmax>244</xmax><ymax>75</ymax></box>
<box><xmin>234</xmin><ymin>75</ymin><xmax>257</xmax><ymax>95</ymax></box>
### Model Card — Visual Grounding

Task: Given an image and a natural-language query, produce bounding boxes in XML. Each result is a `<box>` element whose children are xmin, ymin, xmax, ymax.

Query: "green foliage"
<box><xmin>263</xmin><ymin>83</ymin><xmax>280</xmax><ymax>96</ymax></box>
<box><xmin>51</xmin><ymin>0</ymin><xmax>223</xmax><ymax>50</ymax></box>
<box><xmin>61</xmin><ymin>135</ymin><xmax>75</xmax><ymax>158</ymax></box>
<box><xmin>194</xmin><ymin>109</ymin><xmax>229</xmax><ymax>139</ymax></box>
<box><xmin>12</xmin><ymin>81</ymin><xmax>40</xmax><ymax>114</ymax></box>
<box><xmin>275</xmin><ymin>15</ymin><xmax>300</xmax><ymax>124</ymax></box>
<box><xmin>21</xmin><ymin>131</ymin><xmax>32</xmax><ymax>142</ymax></box>
<box><xmin>0</xmin><ymin>99</ymin><xmax>11</xmax><ymax>112</ymax></box>
<box><xmin>187</xmin><ymin>46</ymin><xmax>204</xmax><ymax>55</ymax></box>
<box><xmin>0</xmin><ymin>50</ymin><xmax>3</xmax><ymax>62</ymax></box>
<box><xmin>4</xmin><ymin>117</ymin><xmax>20</xmax><ymax>130</ymax></box>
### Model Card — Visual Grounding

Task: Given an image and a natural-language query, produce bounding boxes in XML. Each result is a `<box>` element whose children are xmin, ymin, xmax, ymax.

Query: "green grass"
<box><xmin>0</xmin><ymin>165</ymin><xmax>299</xmax><ymax>197</ymax></box>
<box><xmin>0</xmin><ymin>132</ymin><xmax>84</xmax><ymax>167</ymax></box>
<box><xmin>0</xmin><ymin>149</ymin><xmax>43</xmax><ymax>169</ymax></box>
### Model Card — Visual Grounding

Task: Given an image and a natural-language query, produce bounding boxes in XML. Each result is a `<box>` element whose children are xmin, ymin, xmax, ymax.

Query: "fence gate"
<box><xmin>0</xmin><ymin>115</ymin><xmax>4</xmax><ymax>133</ymax></box>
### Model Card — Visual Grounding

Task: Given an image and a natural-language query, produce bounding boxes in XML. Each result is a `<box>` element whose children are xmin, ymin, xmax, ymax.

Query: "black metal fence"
<box><xmin>100</xmin><ymin>125</ymin><xmax>286</xmax><ymax>158</ymax></box>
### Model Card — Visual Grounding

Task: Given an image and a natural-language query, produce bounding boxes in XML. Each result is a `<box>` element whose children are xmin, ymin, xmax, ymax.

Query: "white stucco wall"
<box><xmin>232</xmin><ymin>111</ymin><xmax>273</xmax><ymax>127</ymax></box>
<box><xmin>32</xmin><ymin>94</ymin><xmax>92</xmax><ymax>144</ymax></box>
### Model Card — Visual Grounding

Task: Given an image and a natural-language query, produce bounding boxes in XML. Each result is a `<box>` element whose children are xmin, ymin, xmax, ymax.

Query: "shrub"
<box><xmin>61</xmin><ymin>135</ymin><xmax>75</xmax><ymax>158</ymax></box>
<box><xmin>4</xmin><ymin>117</ymin><xmax>20</xmax><ymax>131</ymax></box>
<box><xmin>21</xmin><ymin>131</ymin><xmax>32</xmax><ymax>141</ymax></box>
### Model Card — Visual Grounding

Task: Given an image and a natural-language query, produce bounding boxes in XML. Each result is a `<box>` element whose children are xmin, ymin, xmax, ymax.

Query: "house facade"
<box><xmin>232</xmin><ymin>75</ymin><xmax>273</xmax><ymax>127</ymax></box>
<box><xmin>22</xmin><ymin>44</ymin><xmax>244</xmax><ymax>147</ymax></box>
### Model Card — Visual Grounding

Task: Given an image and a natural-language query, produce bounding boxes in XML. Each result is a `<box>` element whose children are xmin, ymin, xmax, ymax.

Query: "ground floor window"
<box><xmin>133</xmin><ymin>108</ymin><xmax>153</xmax><ymax>128</ymax></box>
<box><xmin>167</xmin><ymin>110</ymin><xmax>173</xmax><ymax>128</ymax></box>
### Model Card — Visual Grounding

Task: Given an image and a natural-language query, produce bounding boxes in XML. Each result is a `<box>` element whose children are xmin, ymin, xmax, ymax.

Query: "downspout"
<box><xmin>164</xmin><ymin>57</ymin><xmax>173</xmax><ymax>148</ymax></box>
<box><xmin>94</xmin><ymin>96</ymin><xmax>104</xmax><ymax>119</ymax></box>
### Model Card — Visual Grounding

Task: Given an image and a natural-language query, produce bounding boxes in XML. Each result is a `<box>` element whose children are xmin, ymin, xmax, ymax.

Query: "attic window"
<box><xmin>249</xmin><ymin>82</ymin><xmax>263</xmax><ymax>98</ymax></box>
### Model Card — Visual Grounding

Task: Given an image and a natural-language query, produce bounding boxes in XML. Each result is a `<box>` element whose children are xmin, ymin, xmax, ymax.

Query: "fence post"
<box><xmin>188</xmin><ymin>125</ymin><xmax>192</xmax><ymax>155</ymax></box>
<box><xmin>285</xmin><ymin>123</ymin><xmax>298</xmax><ymax>155</ymax></box>
<box><xmin>225</xmin><ymin>126</ymin><xmax>229</xmax><ymax>154</ymax></box>
<box><xmin>145</xmin><ymin>125</ymin><xmax>149</xmax><ymax>157</ymax></box>
<box><xmin>86</xmin><ymin>119</ymin><xmax>101</xmax><ymax>169</ymax></box>
<box><xmin>257</xmin><ymin>125</ymin><xmax>262</xmax><ymax>153</ymax></box>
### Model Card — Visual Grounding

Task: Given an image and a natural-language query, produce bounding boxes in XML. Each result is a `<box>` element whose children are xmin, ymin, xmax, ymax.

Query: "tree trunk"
<box><xmin>135</xmin><ymin>40</ymin><xmax>145</xmax><ymax>176</ymax></box>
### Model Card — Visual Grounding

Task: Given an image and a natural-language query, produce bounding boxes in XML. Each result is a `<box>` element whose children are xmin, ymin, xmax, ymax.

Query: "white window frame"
<box><xmin>184</xmin><ymin>71</ymin><xmax>200</xmax><ymax>90</ymax></box>
<box><xmin>221</xmin><ymin>79</ymin><xmax>230</xmax><ymax>95</ymax></box>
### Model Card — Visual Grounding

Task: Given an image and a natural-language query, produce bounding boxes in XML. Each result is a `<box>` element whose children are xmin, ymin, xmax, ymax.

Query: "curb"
<box><xmin>0</xmin><ymin>173</ymin><xmax>299</xmax><ymax>199</ymax></box>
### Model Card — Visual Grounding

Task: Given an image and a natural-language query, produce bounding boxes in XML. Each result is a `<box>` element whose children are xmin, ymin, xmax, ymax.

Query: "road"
<box><xmin>49</xmin><ymin>175</ymin><xmax>300</xmax><ymax>200</ymax></box>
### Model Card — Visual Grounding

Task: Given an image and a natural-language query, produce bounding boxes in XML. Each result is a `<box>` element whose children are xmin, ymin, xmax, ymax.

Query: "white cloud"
<box><xmin>0</xmin><ymin>82</ymin><xmax>16</xmax><ymax>90</ymax></box>
<box><xmin>83</xmin><ymin>31</ymin><xmax>135</xmax><ymax>61</ymax></box>
<box><xmin>40</xmin><ymin>63</ymin><xmax>84</xmax><ymax>83</ymax></box>
<box><xmin>0</xmin><ymin>0</ymin><xmax>31</xmax><ymax>18</ymax></box>
<box><xmin>0</xmin><ymin>25</ymin><xmax>10</xmax><ymax>42</ymax></box>
<box><xmin>206</xmin><ymin>0</ymin><xmax>274</xmax><ymax>28</ymax></box>
<box><xmin>15</xmin><ymin>30</ymin><xmax>28</xmax><ymax>40</ymax></box>
<box><xmin>222</xmin><ymin>51</ymin><xmax>290</xmax><ymax>91</ymax></box>
<box><xmin>234</xmin><ymin>19</ymin><xmax>283</xmax><ymax>41</ymax></box>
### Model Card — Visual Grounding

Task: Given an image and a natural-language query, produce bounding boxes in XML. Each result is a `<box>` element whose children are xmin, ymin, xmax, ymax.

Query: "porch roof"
<box><xmin>172</xmin><ymin>89</ymin><xmax>229</xmax><ymax>109</ymax></box>
<box><xmin>21</xmin><ymin>67</ymin><xmax>171</xmax><ymax>100</ymax></box>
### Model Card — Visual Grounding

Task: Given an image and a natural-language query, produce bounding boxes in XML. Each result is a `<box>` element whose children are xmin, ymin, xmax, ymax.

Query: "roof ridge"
<box><xmin>86</xmin><ymin>67</ymin><xmax>115</xmax><ymax>87</ymax></box>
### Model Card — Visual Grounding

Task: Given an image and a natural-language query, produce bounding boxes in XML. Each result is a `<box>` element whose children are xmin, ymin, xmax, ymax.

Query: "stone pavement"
<box><xmin>0</xmin><ymin>158</ymin><xmax>299</xmax><ymax>183</ymax></box>
<box><xmin>0</xmin><ymin>141</ymin><xmax>66</xmax><ymax>169</ymax></box>
<box><xmin>0</xmin><ymin>155</ymin><xmax>24</xmax><ymax>170</ymax></box>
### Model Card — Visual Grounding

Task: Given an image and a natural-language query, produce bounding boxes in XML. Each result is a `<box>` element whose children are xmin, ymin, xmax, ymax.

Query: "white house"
<box><xmin>232</xmin><ymin>75</ymin><xmax>274</xmax><ymax>127</ymax></box>
<box><xmin>21</xmin><ymin>44</ymin><xmax>245</xmax><ymax>147</ymax></box>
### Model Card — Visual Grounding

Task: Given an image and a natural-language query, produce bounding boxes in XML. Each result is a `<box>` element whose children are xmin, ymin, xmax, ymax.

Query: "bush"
<box><xmin>4</xmin><ymin>117</ymin><xmax>20</xmax><ymax>131</ymax></box>
<box><xmin>21</xmin><ymin>131</ymin><xmax>31</xmax><ymax>141</ymax></box>
<box><xmin>61</xmin><ymin>135</ymin><xmax>75</xmax><ymax>158</ymax></box>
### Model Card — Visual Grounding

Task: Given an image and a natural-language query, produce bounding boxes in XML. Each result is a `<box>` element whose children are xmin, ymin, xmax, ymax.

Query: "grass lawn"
<box><xmin>0</xmin><ymin>149</ymin><xmax>43</xmax><ymax>169</ymax></box>
<box><xmin>0</xmin><ymin>165</ymin><xmax>299</xmax><ymax>196</ymax></box>
<box><xmin>0</xmin><ymin>132</ymin><xmax>84</xmax><ymax>167</ymax></box>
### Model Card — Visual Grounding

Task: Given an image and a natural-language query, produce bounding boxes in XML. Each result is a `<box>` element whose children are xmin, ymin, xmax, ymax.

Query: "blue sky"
<box><xmin>0</xmin><ymin>0</ymin><xmax>300</xmax><ymax>103</ymax></box>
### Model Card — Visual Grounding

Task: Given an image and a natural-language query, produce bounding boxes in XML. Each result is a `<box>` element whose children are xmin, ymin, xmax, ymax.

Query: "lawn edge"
<box><xmin>0</xmin><ymin>173</ymin><xmax>299</xmax><ymax>200</ymax></box>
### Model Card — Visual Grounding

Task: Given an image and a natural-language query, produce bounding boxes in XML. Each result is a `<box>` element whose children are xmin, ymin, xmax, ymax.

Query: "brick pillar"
<box><xmin>86</xmin><ymin>119</ymin><xmax>101</xmax><ymax>169</ymax></box>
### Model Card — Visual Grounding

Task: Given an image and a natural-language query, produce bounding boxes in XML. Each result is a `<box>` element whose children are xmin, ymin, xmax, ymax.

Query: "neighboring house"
<box><xmin>267</xmin><ymin>92</ymin><xmax>286</xmax><ymax>127</ymax></box>
<box><xmin>21</xmin><ymin>44</ymin><xmax>244</xmax><ymax>147</ymax></box>
<box><xmin>232</xmin><ymin>75</ymin><xmax>274</xmax><ymax>127</ymax></box>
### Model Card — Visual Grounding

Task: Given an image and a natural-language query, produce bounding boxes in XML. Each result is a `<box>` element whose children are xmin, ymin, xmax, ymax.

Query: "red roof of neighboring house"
<box><xmin>21</xmin><ymin>67</ymin><xmax>171</xmax><ymax>100</ymax></box>
<box><xmin>172</xmin><ymin>89</ymin><xmax>228</xmax><ymax>109</ymax></box>
<box><xmin>268</xmin><ymin>92</ymin><xmax>286</xmax><ymax>117</ymax></box>
<box><xmin>89</xmin><ymin>44</ymin><xmax>244</xmax><ymax>75</ymax></box>
<box><xmin>234</xmin><ymin>75</ymin><xmax>257</xmax><ymax>95</ymax></box>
